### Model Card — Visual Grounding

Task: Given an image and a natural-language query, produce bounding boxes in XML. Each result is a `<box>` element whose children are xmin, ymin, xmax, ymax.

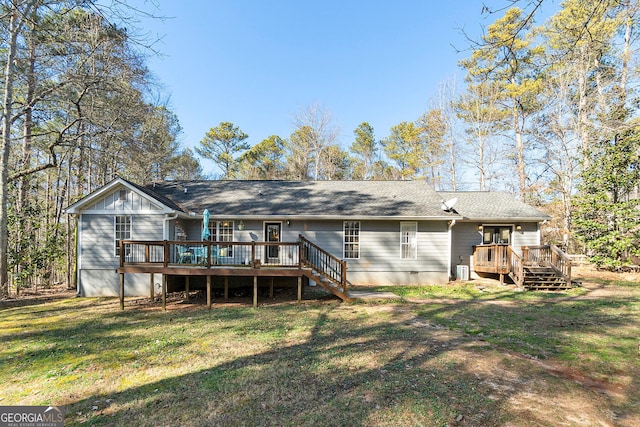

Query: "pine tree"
<box><xmin>573</xmin><ymin>125</ymin><xmax>640</xmax><ymax>268</ymax></box>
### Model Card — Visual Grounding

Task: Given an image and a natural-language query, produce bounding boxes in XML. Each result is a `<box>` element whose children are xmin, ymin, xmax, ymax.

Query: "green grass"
<box><xmin>1</xmin><ymin>278</ymin><xmax>638</xmax><ymax>426</ymax></box>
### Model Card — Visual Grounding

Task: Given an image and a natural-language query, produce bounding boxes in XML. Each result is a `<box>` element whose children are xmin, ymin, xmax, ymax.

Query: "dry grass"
<box><xmin>0</xmin><ymin>267</ymin><xmax>638</xmax><ymax>426</ymax></box>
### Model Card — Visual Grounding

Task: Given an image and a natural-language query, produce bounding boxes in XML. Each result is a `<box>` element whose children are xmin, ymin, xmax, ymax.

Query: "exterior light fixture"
<box><xmin>237</xmin><ymin>221</ymin><xmax>245</xmax><ymax>231</ymax></box>
<box><xmin>516</xmin><ymin>224</ymin><xmax>522</xmax><ymax>231</ymax></box>
<box><xmin>477</xmin><ymin>225</ymin><xmax>483</xmax><ymax>232</ymax></box>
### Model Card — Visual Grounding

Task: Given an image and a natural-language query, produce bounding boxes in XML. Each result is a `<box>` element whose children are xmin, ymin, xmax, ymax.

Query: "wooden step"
<box><xmin>523</xmin><ymin>266</ymin><xmax>570</xmax><ymax>290</ymax></box>
<box><xmin>302</xmin><ymin>269</ymin><xmax>351</xmax><ymax>302</ymax></box>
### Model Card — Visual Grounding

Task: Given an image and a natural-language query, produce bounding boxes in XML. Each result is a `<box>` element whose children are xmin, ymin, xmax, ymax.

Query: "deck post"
<box><xmin>119</xmin><ymin>273</ymin><xmax>125</xmax><ymax>310</ymax></box>
<box><xmin>253</xmin><ymin>276</ymin><xmax>258</xmax><ymax>308</ymax></box>
<box><xmin>270</xmin><ymin>277</ymin><xmax>274</xmax><ymax>298</ymax></box>
<box><xmin>163</xmin><ymin>240</ymin><xmax>169</xmax><ymax>268</ymax></box>
<box><xmin>149</xmin><ymin>273</ymin><xmax>154</xmax><ymax>302</ymax></box>
<box><xmin>251</xmin><ymin>241</ymin><xmax>256</xmax><ymax>268</ymax></box>
<box><xmin>297</xmin><ymin>276</ymin><xmax>302</xmax><ymax>303</ymax></box>
<box><xmin>224</xmin><ymin>277</ymin><xmax>229</xmax><ymax>301</ymax></box>
<box><xmin>185</xmin><ymin>276</ymin><xmax>190</xmax><ymax>301</ymax></box>
<box><xmin>162</xmin><ymin>274</ymin><xmax>167</xmax><ymax>311</ymax></box>
<box><xmin>207</xmin><ymin>275</ymin><xmax>211</xmax><ymax>309</ymax></box>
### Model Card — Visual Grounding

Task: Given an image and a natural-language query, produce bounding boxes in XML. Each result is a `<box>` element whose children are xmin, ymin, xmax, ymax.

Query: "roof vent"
<box><xmin>184</xmin><ymin>187</ymin><xmax>188</xmax><ymax>194</ymax></box>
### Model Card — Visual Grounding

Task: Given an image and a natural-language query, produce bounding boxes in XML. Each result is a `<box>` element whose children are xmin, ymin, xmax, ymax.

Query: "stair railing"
<box><xmin>298</xmin><ymin>234</ymin><xmax>347</xmax><ymax>292</ymax></box>
<box><xmin>522</xmin><ymin>245</ymin><xmax>572</xmax><ymax>286</ymax></box>
<box><xmin>508</xmin><ymin>246</ymin><xmax>524</xmax><ymax>287</ymax></box>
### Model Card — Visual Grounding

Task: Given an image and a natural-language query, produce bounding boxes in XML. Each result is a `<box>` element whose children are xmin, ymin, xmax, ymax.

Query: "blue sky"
<box><xmin>133</xmin><ymin>0</ymin><xmax>556</xmax><ymax>177</ymax></box>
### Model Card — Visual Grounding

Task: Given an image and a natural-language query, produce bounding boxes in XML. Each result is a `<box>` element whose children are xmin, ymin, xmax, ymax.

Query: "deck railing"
<box><xmin>472</xmin><ymin>244</ymin><xmax>511</xmax><ymax>274</ymax></box>
<box><xmin>473</xmin><ymin>243</ymin><xmax>571</xmax><ymax>286</ymax></box>
<box><xmin>120</xmin><ymin>240</ymin><xmax>301</xmax><ymax>268</ymax></box>
<box><xmin>119</xmin><ymin>237</ymin><xmax>346</xmax><ymax>290</ymax></box>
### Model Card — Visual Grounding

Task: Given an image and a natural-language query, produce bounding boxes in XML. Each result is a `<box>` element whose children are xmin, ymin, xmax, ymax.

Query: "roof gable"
<box><xmin>65</xmin><ymin>178</ymin><xmax>174</xmax><ymax>214</ymax></box>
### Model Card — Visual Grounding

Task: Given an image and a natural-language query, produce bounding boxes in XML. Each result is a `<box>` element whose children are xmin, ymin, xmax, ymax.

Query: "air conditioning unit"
<box><xmin>456</xmin><ymin>265</ymin><xmax>469</xmax><ymax>281</ymax></box>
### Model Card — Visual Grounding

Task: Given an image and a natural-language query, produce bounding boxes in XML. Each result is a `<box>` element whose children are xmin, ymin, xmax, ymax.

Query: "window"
<box><xmin>115</xmin><ymin>215</ymin><xmax>131</xmax><ymax>256</ymax></box>
<box><xmin>344</xmin><ymin>221</ymin><xmax>360</xmax><ymax>259</ymax></box>
<box><xmin>483</xmin><ymin>226</ymin><xmax>511</xmax><ymax>244</ymax></box>
<box><xmin>400</xmin><ymin>222</ymin><xmax>417</xmax><ymax>259</ymax></box>
<box><xmin>209</xmin><ymin>220</ymin><xmax>234</xmax><ymax>257</ymax></box>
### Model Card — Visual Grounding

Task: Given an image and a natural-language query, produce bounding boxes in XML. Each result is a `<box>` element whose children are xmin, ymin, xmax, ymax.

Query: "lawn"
<box><xmin>0</xmin><ymin>267</ymin><xmax>638</xmax><ymax>426</ymax></box>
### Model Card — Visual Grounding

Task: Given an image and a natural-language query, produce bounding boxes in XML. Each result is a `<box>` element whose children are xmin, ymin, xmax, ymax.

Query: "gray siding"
<box><xmin>452</xmin><ymin>221</ymin><xmax>541</xmax><ymax>275</ymax></box>
<box><xmin>512</xmin><ymin>222</ymin><xmax>540</xmax><ymax>254</ymax></box>
<box><xmin>80</xmin><ymin>270</ymin><xmax>161</xmax><ymax>297</ymax></box>
<box><xmin>193</xmin><ymin>218</ymin><xmax>450</xmax><ymax>285</ymax></box>
<box><xmin>78</xmin><ymin>213</ymin><xmax>164</xmax><ymax>296</ymax></box>
<box><xmin>451</xmin><ymin>222</ymin><xmax>483</xmax><ymax>268</ymax></box>
<box><xmin>80</xmin><ymin>213</ymin><xmax>164</xmax><ymax>269</ymax></box>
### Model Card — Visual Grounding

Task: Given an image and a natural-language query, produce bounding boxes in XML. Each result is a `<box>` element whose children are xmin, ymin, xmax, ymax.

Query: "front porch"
<box><xmin>117</xmin><ymin>235</ymin><xmax>351</xmax><ymax>309</ymax></box>
<box><xmin>472</xmin><ymin>244</ymin><xmax>572</xmax><ymax>289</ymax></box>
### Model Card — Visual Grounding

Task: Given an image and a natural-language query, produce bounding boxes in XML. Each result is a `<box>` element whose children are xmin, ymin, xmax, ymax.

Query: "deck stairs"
<box><xmin>302</xmin><ymin>268</ymin><xmax>352</xmax><ymax>302</ymax></box>
<box><xmin>519</xmin><ymin>265</ymin><xmax>571</xmax><ymax>290</ymax></box>
<box><xmin>299</xmin><ymin>235</ymin><xmax>353</xmax><ymax>302</ymax></box>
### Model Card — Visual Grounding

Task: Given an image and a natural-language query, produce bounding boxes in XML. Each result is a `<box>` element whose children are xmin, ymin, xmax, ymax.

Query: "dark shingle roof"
<box><xmin>438</xmin><ymin>191</ymin><xmax>551</xmax><ymax>221</ymax></box>
<box><xmin>140</xmin><ymin>180</ymin><xmax>549</xmax><ymax>221</ymax></box>
<box><xmin>144</xmin><ymin>180</ymin><xmax>451</xmax><ymax>218</ymax></box>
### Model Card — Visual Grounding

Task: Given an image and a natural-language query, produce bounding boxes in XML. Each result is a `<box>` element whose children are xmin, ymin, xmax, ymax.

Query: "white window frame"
<box><xmin>343</xmin><ymin>221</ymin><xmax>360</xmax><ymax>259</ymax></box>
<box><xmin>208</xmin><ymin>220</ymin><xmax>234</xmax><ymax>257</ymax></box>
<box><xmin>482</xmin><ymin>224</ymin><xmax>513</xmax><ymax>245</ymax></box>
<box><xmin>114</xmin><ymin>215</ymin><xmax>132</xmax><ymax>257</ymax></box>
<box><xmin>400</xmin><ymin>222</ymin><xmax>417</xmax><ymax>260</ymax></box>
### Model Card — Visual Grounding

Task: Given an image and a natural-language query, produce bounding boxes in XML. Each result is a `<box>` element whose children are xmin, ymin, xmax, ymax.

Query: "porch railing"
<box><xmin>472</xmin><ymin>244</ymin><xmax>511</xmax><ymax>274</ymax></box>
<box><xmin>119</xmin><ymin>237</ymin><xmax>347</xmax><ymax>290</ymax></box>
<box><xmin>120</xmin><ymin>240</ymin><xmax>300</xmax><ymax>268</ymax></box>
<box><xmin>473</xmin><ymin>243</ymin><xmax>571</xmax><ymax>286</ymax></box>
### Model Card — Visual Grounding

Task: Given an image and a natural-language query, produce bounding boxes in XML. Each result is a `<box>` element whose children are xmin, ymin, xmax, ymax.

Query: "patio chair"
<box><xmin>177</xmin><ymin>245</ymin><xmax>192</xmax><ymax>264</ymax></box>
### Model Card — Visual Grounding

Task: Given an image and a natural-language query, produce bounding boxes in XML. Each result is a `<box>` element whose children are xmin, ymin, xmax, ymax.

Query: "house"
<box><xmin>65</xmin><ymin>178</ymin><xmax>569</xmax><ymax>306</ymax></box>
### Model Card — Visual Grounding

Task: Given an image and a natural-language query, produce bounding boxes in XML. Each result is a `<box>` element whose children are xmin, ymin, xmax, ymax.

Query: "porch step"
<box><xmin>302</xmin><ymin>268</ymin><xmax>352</xmax><ymax>302</ymax></box>
<box><xmin>522</xmin><ymin>266</ymin><xmax>570</xmax><ymax>290</ymax></box>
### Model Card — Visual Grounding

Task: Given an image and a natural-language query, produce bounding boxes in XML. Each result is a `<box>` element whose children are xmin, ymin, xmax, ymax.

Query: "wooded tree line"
<box><xmin>1</xmin><ymin>0</ymin><xmax>638</xmax><ymax>297</ymax></box>
<box><xmin>199</xmin><ymin>0</ymin><xmax>640</xmax><ymax>269</ymax></box>
<box><xmin>0</xmin><ymin>1</ymin><xmax>202</xmax><ymax>296</ymax></box>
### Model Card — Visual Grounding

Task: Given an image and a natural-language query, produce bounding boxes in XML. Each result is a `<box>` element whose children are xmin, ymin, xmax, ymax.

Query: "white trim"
<box><xmin>343</xmin><ymin>220</ymin><xmax>360</xmax><ymax>260</ymax></box>
<box><xmin>263</xmin><ymin>221</ymin><xmax>283</xmax><ymax>242</ymax></box>
<box><xmin>263</xmin><ymin>221</ymin><xmax>282</xmax><ymax>262</ymax></box>
<box><xmin>114</xmin><ymin>215</ymin><xmax>132</xmax><ymax>257</ymax></box>
<box><xmin>65</xmin><ymin>178</ymin><xmax>175</xmax><ymax>215</ymax></box>
<box><xmin>77</xmin><ymin>209</ymin><xmax>167</xmax><ymax>215</ymax></box>
<box><xmin>400</xmin><ymin>221</ymin><xmax>418</xmax><ymax>260</ymax></box>
<box><xmin>481</xmin><ymin>224</ymin><xmax>515</xmax><ymax>246</ymax></box>
<box><xmin>76</xmin><ymin>214</ymin><xmax>83</xmax><ymax>295</ymax></box>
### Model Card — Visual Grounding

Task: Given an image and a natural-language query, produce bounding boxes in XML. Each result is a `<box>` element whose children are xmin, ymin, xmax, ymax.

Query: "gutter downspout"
<box><xmin>164</xmin><ymin>212</ymin><xmax>179</xmax><ymax>240</ymax></box>
<box><xmin>448</xmin><ymin>219</ymin><xmax>457</xmax><ymax>281</ymax></box>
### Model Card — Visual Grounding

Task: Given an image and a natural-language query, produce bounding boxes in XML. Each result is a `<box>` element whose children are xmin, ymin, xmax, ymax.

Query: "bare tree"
<box><xmin>292</xmin><ymin>103</ymin><xmax>340</xmax><ymax>180</ymax></box>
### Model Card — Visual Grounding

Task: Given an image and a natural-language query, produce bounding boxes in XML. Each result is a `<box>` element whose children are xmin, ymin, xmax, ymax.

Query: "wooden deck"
<box><xmin>117</xmin><ymin>236</ymin><xmax>351</xmax><ymax>309</ymax></box>
<box><xmin>473</xmin><ymin>244</ymin><xmax>572</xmax><ymax>289</ymax></box>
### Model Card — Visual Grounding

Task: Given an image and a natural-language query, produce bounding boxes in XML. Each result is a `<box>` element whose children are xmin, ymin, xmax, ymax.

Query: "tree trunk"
<box><xmin>513</xmin><ymin>106</ymin><xmax>526</xmax><ymax>200</ymax></box>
